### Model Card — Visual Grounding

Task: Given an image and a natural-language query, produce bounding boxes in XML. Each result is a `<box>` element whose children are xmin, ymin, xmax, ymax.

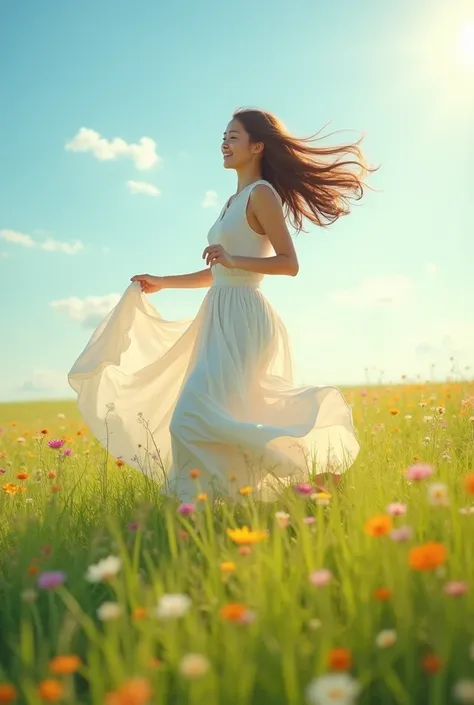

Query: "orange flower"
<box><xmin>47</xmin><ymin>471</ymin><xmax>56</xmax><ymax>479</ymax></box>
<box><xmin>37</xmin><ymin>679</ymin><xmax>64</xmax><ymax>702</ymax></box>
<box><xmin>147</xmin><ymin>657</ymin><xmax>161</xmax><ymax>670</ymax></box>
<box><xmin>197</xmin><ymin>493</ymin><xmax>207</xmax><ymax>502</ymax></box>
<box><xmin>50</xmin><ymin>485</ymin><xmax>61</xmax><ymax>493</ymax></box>
<box><xmin>373</xmin><ymin>587</ymin><xmax>391</xmax><ymax>600</ymax></box>
<box><xmin>364</xmin><ymin>515</ymin><xmax>393</xmax><ymax>537</ymax></box>
<box><xmin>189</xmin><ymin>469</ymin><xmax>200</xmax><ymax>479</ymax></box>
<box><xmin>16</xmin><ymin>473</ymin><xmax>29</xmax><ymax>480</ymax></box>
<box><xmin>226</xmin><ymin>526</ymin><xmax>268</xmax><ymax>545</ymax></box>
<box><xmin>238</xmin><ymin>546</ymin><xmax>252</xmax><ymax>556</ymax></box>
<box><xmin>0</xmin><ymin>684</ymin><xmax>18</xmax><ymax>703</ymax></box>
<box><xmin>464</xmin><ymin>473</ymin><xmax>474</xmax><ymax>494</ymax></box>
<box><xmin>106</xmin><ymin>678</ymin><xmax>152</xmax><ymax>705</ymax></box>
<box><xmin>219</xmin><ymin>603</ymin><xmax>247</xmax><ymax>622</ymax></box>
<box><xmin>409</xmin><ymin>542</ymin><xmax>447</xmax><ymax>571</ymax></box>
<box><xmin>116</xmin><ymin>459</ymin><xmax>125</xmax><ymax>467</ymax></box>
<box><xmin>422</xmin><ymin>654</ymin><xmax>444</xmax><ymax>674</ymax></box>
<box><xmin>239</xmin><ymin>486</ymin><xmax>253</xmax><ymax>496</ymax></box>
<box><xmin>49</xmin><ymin>655</ymin><xmax>81</xmax><ymax>675</ymax></box>
<box><xmin>389</xmin><ymin>408</ymin><xmax>400</xmax><ymax>416</ymax></box>
<box><xmin>132</xmin><ymin>607</ymin><xmax>148</xmax><ymax>620</ymax></box>
<box><xmin>27</xmin><ymin>565</ymin><xmax>39</xmax><ymax>576</ymax></box>
<box><xmin>41</xmin><ymin>429</ymin><xmax>49</xmax><ymax>435</ymax></box>
<box><xmin>327</xmin><ymin>648</ymin><xmax>353</xmax><ymax>671</ymax></box>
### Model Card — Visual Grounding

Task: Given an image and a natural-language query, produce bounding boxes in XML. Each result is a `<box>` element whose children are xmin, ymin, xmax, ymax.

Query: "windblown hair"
<box><xmin>233</xmin><ymin>107</ymin><xmax>377</xmax><ymax>233</ymax></box>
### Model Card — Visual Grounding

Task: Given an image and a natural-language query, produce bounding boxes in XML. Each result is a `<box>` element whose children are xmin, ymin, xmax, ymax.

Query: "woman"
<box><xmin>69</xmin><ymin>107</ymin><xmax>373</xmax><ymax>501</ymax></box>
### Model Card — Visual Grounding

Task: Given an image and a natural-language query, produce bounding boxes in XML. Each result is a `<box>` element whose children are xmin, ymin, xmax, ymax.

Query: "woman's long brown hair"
<box><xmin>233</xmin><ymin>107</ymin><xmax>378</xmax><ymax>233</ymax></box>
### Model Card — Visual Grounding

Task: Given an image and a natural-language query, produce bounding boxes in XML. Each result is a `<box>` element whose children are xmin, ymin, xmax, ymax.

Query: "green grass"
<box><xmin>0</xmin><ymin>383</ymin><xmax>473</xmax><ymax>705</ymax></box>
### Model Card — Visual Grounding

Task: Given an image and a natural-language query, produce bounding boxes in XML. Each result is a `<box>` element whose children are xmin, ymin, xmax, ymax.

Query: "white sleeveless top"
<box><xmin>207</xmin><ymin>179</ymin><xmax>282</xmax><ymax>288</ymax></box>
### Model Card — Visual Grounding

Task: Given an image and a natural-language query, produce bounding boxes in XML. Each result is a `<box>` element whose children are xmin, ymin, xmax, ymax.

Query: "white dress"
<box><xmin>69</xmin><ymin>180</ymin><xmax>359</xmax><ymax>501</ymax></box>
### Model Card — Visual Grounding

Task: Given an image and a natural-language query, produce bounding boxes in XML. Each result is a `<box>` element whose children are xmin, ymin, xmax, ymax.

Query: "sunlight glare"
<box><xmin>459</xmin><ymin>22</ymin><xmax>474</xmax><ymax>66</ymax></box>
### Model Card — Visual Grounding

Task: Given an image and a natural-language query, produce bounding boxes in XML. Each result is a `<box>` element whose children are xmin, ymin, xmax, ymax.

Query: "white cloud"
<box><xmin>202</xmin><ymin>190</ymin><xmax>219</xmax><ymax>208</ymax></box>
<box><xmin>330</xmin><ymin>275</ymin><xmax>413</xmax><ymax>309</ymax></box>
<box><xmin>414</xmin><ymin>322</ymin><xmax>474</xmax><ymax>358</ymax></box>
<box><xmin>50</xmin><ymin>293</ymin><xmax>121</xmax><ymax>328</ymax></box>
<box><xmin>127</xmin><ymin>180</ymin><xmax>161</xmax><ymax>197</ymax></box>
<box><xmin>65</xmin><ymin>128</ymin><xmax>160</xmax><ymax>171</ymax></box>
<box><xmin>19</xmin><ymin>369</ymin><xmax>69</xmax><ymax>395</ymax></box>
<box><xmin>0</xmin><ymin>229</ymin><xmax>84</xmax><ymax>255</ymax></box>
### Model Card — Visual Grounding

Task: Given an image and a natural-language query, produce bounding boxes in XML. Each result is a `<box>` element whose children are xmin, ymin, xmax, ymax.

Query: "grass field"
<box><xmin>0</xmin><ymin>382</ymin><xmax>474</xmax><ymax>705</ymax></box>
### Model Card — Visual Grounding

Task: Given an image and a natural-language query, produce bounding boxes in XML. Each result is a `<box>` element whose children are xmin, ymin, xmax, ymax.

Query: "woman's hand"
<box><xmin>130</xmin><ymin>274</ymin><xmax>164</xmax><ymax>294</ymax></box>
<box><xmin>202</xmin><ymin>244</ymin><xmax>235</xmax><ymax>269</ymax></box>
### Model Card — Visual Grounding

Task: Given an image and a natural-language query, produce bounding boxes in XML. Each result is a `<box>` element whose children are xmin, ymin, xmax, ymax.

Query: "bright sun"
<box><xmin>459</xmin><ymin>22</ymin><xmax>474</xmax><ymax>65</ymax></box>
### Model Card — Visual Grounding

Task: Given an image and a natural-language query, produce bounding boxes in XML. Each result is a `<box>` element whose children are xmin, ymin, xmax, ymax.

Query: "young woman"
<box><xmin>69</xmin><ymin>107</ymin><xmax>373</xmax><ymax>501</ymax></box>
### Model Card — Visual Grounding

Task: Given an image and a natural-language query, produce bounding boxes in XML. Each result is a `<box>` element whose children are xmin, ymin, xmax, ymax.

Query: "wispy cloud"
<box><xmin>66</xmin><ymin>128</ymin><xmax>161</xmax><ymax>171</ymax></box>
<box><xmin>127</xmin><ymin>180</ymin><xmax>161</xmax><ymax>197</ymax></box>
<box><xmin>0</xmin><ymin>229</ymin><xmax>84</xmax><ymax>255</ymax></box>
<box><xmin>330</xmin><ymin>275</ymin><xmax>413</xmax><ymax>309</ymax></box>
<box><xmin>202</xmin><ymin>190</ymin><xmax>219</xmax><ymax>208</ymax></box>
<box><xmin>50</xmin><ymin>293</ymin><xmax>121</xmax><ymax>328</ymax></box>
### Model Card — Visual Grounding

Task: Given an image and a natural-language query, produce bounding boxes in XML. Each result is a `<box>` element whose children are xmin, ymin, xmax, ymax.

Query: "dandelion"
<box><xmin>49</xmin><ymin>655</ymin><xmax>81</xmax><ymax>675</ymax></box>
<box><xmin>386</xmin><ymin>502</ymin><xmax>407</xmax><ymax>516</ymax></box>
<box><xmin>373</xmin><ymin>587</ymin><xmax>391</xmax><ymax>600</ymax></box>
<box><xmin>364</xmin><ymin>515</ymin><xmax>393</xmax><ymax>537</ymax></box>
<box><xmin>409</xmin><ymin>542</ymin><xmax>447</xmax><ymax>571</ymax></box>
<box><xmin>422</xmin><ymin>654</ymin><xmax>444</xmax><ymax>674</ymax></box>
<box><xmin>275</xmin><ymin>511</ymin><xmax>290</xmax><ymax>528</ymax></box>
<box><xmin>389</xmin><ymin>525</ymin><xmax>413</xmax><ymax>542</ymax></box>
<box><xmin>239</xmin><ymin>486</ymin><xmax>253</xmax><ymax>496</ymax></box>
<box><xmin>375</xmin><ymin>630</ymin><xmax>397</xmax><ymax>648</ymax></box>
<box><xmin>309</xmin><ymin>569</ymin><xmax>333</xmax><ymax>587</ymax></box>
<box><xmin>179</xmin><ymin>654</ymin><xmax>210</xmax><ymax>679</ymax></box>
<box><xmin>443</xmin><ymin>581</ymin><xmax>468</xmax><ymax>597</ymax></box>
<box><xmin>405</xmin><ymin>463</ymin><xmax>434</xmax><ymax>481</ymax></box>
<box><xmin>177</xmin><ymin>503</ymin><xmax>196</xmax><ymax>516</ymax></box>
<box><xmin>453</xmin><ymin>680</ymin><xmax>474</xmax><ymax>703</ymax></box>
<box><xmin>327</xmin><ymin>648</ymin><xmax>352</xmax><ymax>671</ymax></box>
<box><xmin>97</xmin><ymin>602</ymin><xmax>123</xmax><ymax>621</ymax></box>
<box><xmin>156</xmin><ymin>594</ymin><xmax>191</xmax><ymax>619</ymax></box>
<box><xmin>306</xmin><ymin>673</ymin><xmax>360</xmax><ymax>705</ymax></box>
<box><xmin>0</xmin><ymin>684</ymin><xmax>18</xmax><ymax>703</ymax></box>
<box><xmin>226</xmin><ymin>526</ymin><xmax>268</xmax><ymax>545</ymax></box>
<box><xmin>37</xmin><ymin>679</ymin><xmax>64</xmax><ymax>702</ymax></box>
<box><xmin>86</xmin><ymin>555</ymin><xmax>122</xmax><ymax>582</ymax></box>
<box><xmin>37</xmin><ymin>571</ymin><xmax>66</xmax><ymax>590</ymax></box>
<box><xmin>427</xmin><ymin>482</ymin><xmax>449</xmax><ymax>507</ymax></box>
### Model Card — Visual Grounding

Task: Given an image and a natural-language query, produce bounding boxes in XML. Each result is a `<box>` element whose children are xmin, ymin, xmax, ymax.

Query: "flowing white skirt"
<box><xmin>68</xmin><ymin>281</ymin><xmax>359</xmax><ymax>501</ymax></box>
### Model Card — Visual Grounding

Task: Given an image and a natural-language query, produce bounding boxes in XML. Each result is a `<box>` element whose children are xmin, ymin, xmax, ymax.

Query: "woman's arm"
<box><xmin>131</xmin><ymin>268</ymin><xmax>212</xmax><ymax>294</ymax></box>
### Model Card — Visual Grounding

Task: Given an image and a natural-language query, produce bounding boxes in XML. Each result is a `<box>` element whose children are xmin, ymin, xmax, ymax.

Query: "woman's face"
<box><xmin>221</xmin><ymin>119</ymin><xmax>262</xmax><ymax>170</ymax></box>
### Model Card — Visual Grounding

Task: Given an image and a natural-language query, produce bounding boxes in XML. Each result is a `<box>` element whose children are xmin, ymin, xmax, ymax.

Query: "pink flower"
<box><xmin>389</xmin><ymin>525</ymin><xmax>413</xmax><ymax>542</ymax></box>
<box><xmin>0</xmin><ymin>468</ymin><xmax>6</xmax><ymax>475</ymax></box>
<box><xmin>443</xmin><ymin>581</ymin><xmax>468</xmax><ymax>597</ymax></box>
<box><xmin>303</xmin><ymin>516</ymin><xmax>316</xmax><ymax>525</ymax></box>
<box><xmin>63</xmin><ymin>448</ymin><xmax>72</xmax><ymax>456</ymax></box>
<box><xmin>405</xmin><ymin>463</ymin><xmax>434</xmax><ymax>481</ymax></box>
<box><xmin>309</xmin><ymin>569</ymin><xmax>333</xmax><ymax>587</ymax></box>
<box><xmin>386</xmin><ymin>502</ymin><xmax>407</xmax><ymax>516</ymax></box>
<box><xmin>47</xmin><ymin>439</ymin><xmax>65</xmax><ymax>450</ymax></box>
<box><xmin>294</xmin><ymin>483</ymin><xmax>313</xmax><ymax>495</ymax></box>
<box><xmin>37</xmin><ymin>571</ymin><xmax>66</xmax><ymax>589</ymax></box>
<box><xmin>127</xmin><ymin>522</ymin><xmax>140</xmax><ymax>531</ymax></box>
<box><xmin>177</xmin><ymin>503</ymin><xmax>196</xmax><ymax>516</ymax></box>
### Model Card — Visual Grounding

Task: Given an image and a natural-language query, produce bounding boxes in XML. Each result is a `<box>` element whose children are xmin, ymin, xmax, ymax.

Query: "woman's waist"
<box><xmin>211</xmin><ymin>265</ymin><xmax>262</xmax><ymax>288</ymax></box>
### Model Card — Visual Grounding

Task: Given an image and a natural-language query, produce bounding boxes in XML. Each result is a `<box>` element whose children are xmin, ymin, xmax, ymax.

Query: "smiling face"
<box><xmin>221</xmin><ymin>118</ymin><xmax>263</xmax><ymax>170</ymax></box>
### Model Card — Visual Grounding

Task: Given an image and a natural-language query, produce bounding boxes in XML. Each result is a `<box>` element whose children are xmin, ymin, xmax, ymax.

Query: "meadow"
<box><xmin>0</xmin><ymin>382</ymin><xmax>473</xmax><ymax>705</ymax></box>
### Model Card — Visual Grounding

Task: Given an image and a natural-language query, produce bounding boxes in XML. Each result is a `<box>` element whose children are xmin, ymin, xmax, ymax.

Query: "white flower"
<box><xmin>404</xmin><ymin>414</ymin><xmax>412</xmax><ymax>420</ymax></box>
<box><xmin>442</xmin><ymin>452</ymin><xmax>452</xmax><ymax>462</ymax></box>
<box><xmin>422</xmin><ymin>436</ymin><xmax>431</xmax><ymax>445</ymax></box>
<box><xmin>423</xmin><ymin>415</ymin><xmax>433</xmax><ymax>423</ymax></box>
<box><xmin>86</xmin><ymin>555</ymin><xmax>122</xmax><ymax>582</ymax></box>
<box><xmin>97</xmin><ymin>601</ymin><xmax>123</xmax><ymax>621</ymax></box>
<box><xmin>436</xmin><ymin>406</ymin><xmax>446</xmax><ymax>415</ymax></box>
<box><xmin>419</xmin><ymin>401</ymin><xmax>427</xmax><ymax>407</ymax></box>
<box><xmin>306</xmin><ymin>673</ymin><xmax>360</xmax><ymax>705</ymax></box>
<box><xmin>26</xmin><ymin>498</ymin><xmax>33</xmax><ymax>504</ymax></box>
<box><xmin>16</xmin><ymin>437</ymin><xmax>26</xmax><ymax>444</ymax></box>
<box><xmin>179</xmin><ymin>653</ymin><xmax>210</xmax><ymax>679</ymax></box>
<box><xmin>275</xmin><ymin>511</ymin><xmax>290</xmax><ymax>528</ymax></box>
<box><xmin>453</xmin><ymin>680</ymin><xmax>474</xmax><ymax>703</ymax></box>
<box><xmin>375</xmin><ymin>629</ymin><xmax>397</xmax><ymax>648</ymax></box>
<box><xmin>156</xmin><ymin>593</ymin><xmax>191</xmax><ymax>619</ymax></box>
<box><xmin>459</xmin><ymin>506</ymin><xmax>474</xmax><ymax>515</ymax></box>
<box><xmin>57</xmin><ymin>413</ymin><xmax>65</xmax><ymax>419</ymax></box>
<box><xmin>427</xmin><ymin>482</ymin><xmax>449</xmax><ymax>507</ymax></box>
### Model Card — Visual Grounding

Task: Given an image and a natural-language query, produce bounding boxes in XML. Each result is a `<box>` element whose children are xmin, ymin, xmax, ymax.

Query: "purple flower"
<box><xmin>389</xmin><ymin>525</ymin><xmax>413</xmax><ymax>542</ymax></box>
<box><xmin>47</xmin><ymin>439</ymin><xmax>65</xmax><ymax>450</ymax></box>
<box><xmin>177</xmin><ymin>503</ymin><xmax>196</xmax><ymax>516</ymax></box>
<box><xmin>63</xmin><ymin>448</ymin><xmax>72</xmax><ymax>456</ymax></box>
<box><xmin>37</xmin><ymin>571</ymin><xmax>66</xmax><ymax>590</ymax></box>
<box><xmin>294</xmin><ymin>483</ymin><xmax>313</xmax><ymax>495</ymax></box>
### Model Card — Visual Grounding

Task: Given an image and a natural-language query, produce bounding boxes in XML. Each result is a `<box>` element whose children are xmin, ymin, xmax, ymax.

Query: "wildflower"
<box><xmin>422</xmin><ymin>654</ymin><xmax>444</xmax><ymax>674</ymax></box>
<box><xmin>27</xmin><ymin>565</ymin><xmax>39</xmax><ymax>576</ymax></box>
<box><xmin>63</xmin><ymin>448</ymin><xmax>72</xmax><ymax>457</ymax></box>
<box><xmin>197</xmin><ymin>492</ymin><xmax>207</xmax><ymax>501</ymax></box>
<box><xmin>106</xmin><ymin>678</ymin><xmax>152</xmax><ymax>705</ymax></box>
<box><xmin>404</xmin><ymin>414</ymin><xmax>413</xmax><ymax>420</ymax></box>
<box><xmin>16</xmin><ymin>473</ymin><xmax>29</xmax><ymax>481</ymax></box>
<box><xmin>327</xmin><ymin>648</ymin><xmax>352</xmax><ymax>671</ymax></box>
<box><xmin>47</xmin><ymin>439</ymin><xmax>65</xmax><ymax>450</ymax></box>
<box><xmin>442</xmin><ymin>452</ymin><xmax>452</xmax><ymax>462</ymax></box>
<box><xmin>405</xmin><ymin>463</ymin><xmax>434</xmax><ymax>481</ymax></box>
<box><xmin>373</xmin><ymin>587</ymin><xmax>391</xmax><ymax>600</ymax></box>
<box><xmin>427</xmin><ymin>482</ymin><xmax>449</xmax><ymax>507</ymax></box>
<box><xmin>86</xmin><ymin>555</ymin><xmax>122</xmax><ymax>582</ymax></box>
<box><xmin>389</xmin><ymin>408</ymin><xmax>399</xmax><ymax>416</ymax></box>
<box><xmin>156</xmin><ymin>593</ymin><xmax>191</xmax><ymax>619</ymax></box>
<box><xmin>464</xmin><ymin>474</ymin><xmax>474</xmax><ymax>494</ymax></box>
<box><xmin>409</xmin><ymin>542</ymin><xmax>447</xmax><ymax>571</ymax></box>
<box><xmin>375</xmin><ymin>630</ymin><xmax>397</xmax><ymax>648</ymax></box>
<box><xmin>179</xmin><ymin>653</ymin><xmax>210</xmax><ymax>679</ymax></box>
<box><xmin>436</xmin><ymin>406</ymin><xmax>445</xmax><ymax>415</ymax></box>
<box><xmin>238</xmin><ymin>546</ymin><xmax>252</xmax><ymax>556</ymax></box>
<box><xmin>41</xmin><ymin>429</ymin><xmax>48</xmax><ymax>435</ymax></box>
<box><xmin>239</xmin><ymin>486</ymin><xmax>253</xmax><ymax>496</ymax></box>
<box><xmin>364</xmin><ymin>515</ymin><xmax>393</xmax><ymax>537</ymax></box>
<box><xmin>16</xmin><ymin>437</ymin><xmax>26</xmax><ymax>444</ymax></box>
<box><xmin>47</xmin><ymin>471</ymin><xmax>56</xmax><ymax>479</ymax></box>
<box><xmin>314</xmin><ymin>491</ymin><xmax>332</xmax><ymax>506</ymax></box>
<box><xmin>37</xmin><ymin>571</ymin><xmax>66</xmax><ymax>590</ymax></box>
<box><xmin>309</xmin><ymin>569</ymin><xmax>333</xmax><ymax>587</ymax></box>
<box><xmin>443</xmin><ymin>581</ymin><xmax>468</xmax><ymax>597</ymax></box>
<box><xmin>219</xmin><ymin>603</ymin><xmax>249</xmax><ymax>623</ymax></box>
<box><xmin>220</xmin><ymin>561</ymin><xmax>236</xmax><ymax>574</ymax></box>
<box><xmin>459</xmin><ymin>506</ymin><xmax>474</xmax><ymax>515</ymax></box>
<box><xmin>37</xmin><ymin>679</ymin><xmax>64</xmax><ymax>702</ymax></box>
<box><xmin>189</xmin><ymin>469</ymin><xmax>200</xmax><ymax>479</ymax></box>
<box><xmin>303</xmin><ymin>516</ymin><xmax>317</xmax><ymax>525</ymax></box>
<box><xmin>295</xmin><ymin>482</ymin><xmax>314</xmax><ymax>495</ymax></box>
<box><xmin>386</xmin><ymin>502</ymin><xmax>407</xmax><ymax>516</ymax></box>
<box><xmin>177</xmin><ymin>502</ymin><xmax>196</xmax><ymax>516</ymax></box>
<box><xmin>132</xmin><ymin>607</ymin><xmax>147</xmax><ymax>620</ymax></box>
<box><xmin>49</xmin><ymin>655</ymin><xmax>81</xmax><ymax>675</ymax></box>
<box><xmin>50</xmin><ymin>484</ymin><xmax>61</xmax><ymax>493</ymax></box>
<box><xmin>0</xmin><ymin>684</ymin><xmax>18</xmax><ymax>703</ymax></box>
<box><xmin>116</xmin><ymin>458</ymin><xmax>125</xmax><ymax>467</ymax></box>
<box><xmin>275</xmin><ymin>511</ymin><xmax>290</xmax><ymax>528</ymax></box>
<box><xmin>389</xmin><ymin>525</ymin><xmax>413</xmax><ymax>542</ymax></box>
<box><xmin>57</xmin><ymin>413</ymin><xmax>65</xmax><ymax>419</ymax></box>
<box><xmin>226</xmin><ymin>526</ymin><xmax>268</xmax><ymax>545</ymax></box>
<box><xmin>453</xmin><ymin>680</ymin><xmax>474</xmax><ymax>703</ymax></box>
<box><xmin>97</xmin><ymin>602</ymin><xmax>123</xmax><ymax>621</ymax></box>
<box><xmin>306</xmin><ymin>673</ymin><xmax>360</xmax><ymax>705</ymax></box>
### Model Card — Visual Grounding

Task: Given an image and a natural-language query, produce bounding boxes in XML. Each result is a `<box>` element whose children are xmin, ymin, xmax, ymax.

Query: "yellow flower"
<box><xmin>239</xmin><ymin>486</ymin><xmax>253</xmax><ymax>496</ymax></box>
<box><xmin>220</xmin><ymin>561</ymin><xmax>236</xmax><ymax>574</ymax></box>
<box><xmin>226</xmin><ymin>526</ymin><xmax>268</xmax><ymax>545</ymax></box>
<box><xmin>197</xmin><ymin>493</ymin><xmax>207</xmax><ymax>502</ymax></box>
<box><xmin>389</xmin><ymin>408</ymin><xmax>400</xmax><ymax>416</ymax></box>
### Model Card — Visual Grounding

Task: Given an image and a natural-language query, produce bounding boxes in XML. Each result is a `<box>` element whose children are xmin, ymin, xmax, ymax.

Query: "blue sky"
<box><xmin>1</xmin><ymin>0</ymin><xmax>473</xmax><ymax>401</ymax></box>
